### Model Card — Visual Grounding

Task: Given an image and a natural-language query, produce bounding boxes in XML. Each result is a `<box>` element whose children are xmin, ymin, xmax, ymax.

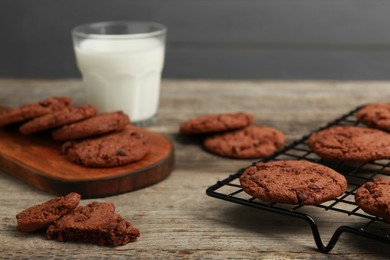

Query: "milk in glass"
<box><xmin>75</xmin><ymin>37</ymin><xmax>165</xmax><ymax>122</ymax></box>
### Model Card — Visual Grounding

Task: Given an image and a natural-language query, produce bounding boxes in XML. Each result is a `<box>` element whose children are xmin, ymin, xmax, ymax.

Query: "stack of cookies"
<box><xmin>16</xmin><ymin>192</ymin><xmax>140</xmax><ymax>246</ymax></box>
<box><xmin>179</xmin><ymin>112</ymin><xmax>286</xmax><ymax>159</ymax></box>
<box><xmin>0</xmin><ymin>97</ymin><xmax>151</xmax><ymax>168</ymax></box>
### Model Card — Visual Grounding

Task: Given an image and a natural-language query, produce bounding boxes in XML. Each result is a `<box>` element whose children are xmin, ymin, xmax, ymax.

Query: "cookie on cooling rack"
<box><xmin>355</xmin><ymin>178</ymin><xmax>390</xmax><ymax>222</ymax></box>
<box><xmin>52</xmin><ymin>111</ymin><xmax>130</xmax><ymax>141</ymax></box>
<box><xmin>203</xmin><ymin>125</ymin><xmax>285</xmax><ymax>159</ymax></box>
<box><xmin>61</xmin><ymin>125</ymin><xmax>151</xmax><ymax>167</ymax></box>
<box><xmin>16</xmin><ymin>192</ymin><xmax>80</xmax><ymax>233</ymax></box>
<box><xmin>239</xmin><ymin>160</ymin><xmax>347</xmax><ymax>205</ymax></box>
<box><xmin>308</xmin><ymin>125</ymin><xmax>390</xmax><ymax>162</ymax></box>
<box><xmin>0</xmin><ymin>97</ymin><xmax>71</xmax><ymax>127</ymax></box>
<box><xmin>356</xmin><ymin>103</ymin><xmax>390</xmax><ymax>131</ymax></box>
<box><xmin>179</xmin><ymin>112</ymin><xmax>254</xmax><ymax>134</ymax></box>
<box><xmin>19</xmin><ymin>105</ymin><xmax>97</xmax><ymax>135</ymax></box>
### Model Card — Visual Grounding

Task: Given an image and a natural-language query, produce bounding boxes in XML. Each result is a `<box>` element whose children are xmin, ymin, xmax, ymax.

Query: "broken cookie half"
<box><xmin>16</xmin><ymin>193</ymin><xmax>140</xmax><ymax>246</ymax></box>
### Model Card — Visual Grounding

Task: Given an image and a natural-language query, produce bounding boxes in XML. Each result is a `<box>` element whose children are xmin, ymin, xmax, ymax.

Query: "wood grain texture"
<box><xmin>1</xmin><ymin>79</ymin><xmax>390</xmax><ymax>259</ymax></box>
<box><xmin>0</xmin><ymin>112</ymin><xmax>174</xmax><ymax>198</ymax></box>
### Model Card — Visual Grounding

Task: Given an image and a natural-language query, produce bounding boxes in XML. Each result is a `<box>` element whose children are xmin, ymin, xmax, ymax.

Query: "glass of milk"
<box><xmin>72</xmin><ymin>21</ymin><xmax>166</xmax><ymax>126</ymax></box>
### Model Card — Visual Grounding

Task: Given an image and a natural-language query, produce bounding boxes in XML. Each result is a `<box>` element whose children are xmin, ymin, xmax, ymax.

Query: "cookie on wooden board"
<box><xmin>308</xmin><ymin>125</ymin><xmax>390</xmax><ymax>162</ymax></box>
<box><xmin>47</xmin><ymin>202</ymin><xmax>140</xmax><ymax>246</ymax></box>
<box><xmin>0</xmin><ymin>97</ymin><xmax>71</xmax><ymax>127</ymax></box>
<box><xmin>16</xmin><ymin>192</ymin><xmax>80</xmax><ymax>233</ymax></box>
<box><xmin>203</xmin><ymin>125</ymin><xmax>285</xmax><ymax>159</ymax></box>
<box><xmin>62</xmin><ymin>125</ymin><xmax>151</xmax><ymax>167</ymax></box>
<box><xmin>179</xmin><ymin>112</ymin><xmax>254</xmax><ymax>134</ymax></box>
<box><xmin>19</xmin><ymin>105</ymin><xmax>97</xmax><ymax>135</ymax></box>
<box><xmin>355</xmin><ymin>178</ymin><xmax>390</xmax><ymax>222</ymax></box>
<box><xmin>52</xmin><ymin>111</ymin><xmax>130</xmax><ymax>141</ymax></box>
<box><xmin>356</xmin><ymin>103</ymin><xmax>390</xmax><ymax>131</ymax></box>
<box><xmin>239</xmin><ymin>160</ymin><xmax>347</xmax><ymax>205</ymax></box>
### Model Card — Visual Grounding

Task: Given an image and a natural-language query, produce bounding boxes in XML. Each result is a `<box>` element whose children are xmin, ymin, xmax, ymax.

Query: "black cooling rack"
<box><xmin>206</xmin><ymin>106</ymin><xmax>390</xmax><ymax>253</ymax></box>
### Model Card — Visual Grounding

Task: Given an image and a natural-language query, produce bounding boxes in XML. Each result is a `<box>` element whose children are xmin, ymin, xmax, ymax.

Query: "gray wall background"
<box><xmin>2</xmin><ymin>0</ymin><xmax>390</xmax><ymax>80</ymax></box>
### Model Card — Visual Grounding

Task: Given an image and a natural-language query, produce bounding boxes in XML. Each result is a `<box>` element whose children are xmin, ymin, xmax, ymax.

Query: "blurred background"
<box><xmin>2</xmin><ymin>0</ymin><xmax>390</xmax><ymax>80</ymax></box>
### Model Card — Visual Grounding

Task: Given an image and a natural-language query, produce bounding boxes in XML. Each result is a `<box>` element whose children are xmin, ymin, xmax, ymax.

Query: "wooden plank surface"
<box><xmin>1</xmin><ymin>79</ymin><xmax>390</xmax><ymax>258</ymax></box>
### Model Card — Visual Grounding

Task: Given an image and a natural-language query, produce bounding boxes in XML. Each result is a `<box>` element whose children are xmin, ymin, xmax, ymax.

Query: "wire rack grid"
<box><xmin>206</xmin><ymin>106</ymin><xmax>390</xmax><ymax>253</ymax></box>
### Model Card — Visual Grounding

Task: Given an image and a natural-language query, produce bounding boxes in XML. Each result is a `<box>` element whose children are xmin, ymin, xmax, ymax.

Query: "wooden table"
<box><xmin>1</xmin><ymin>79</ymin><xmax>390</xmax><ymax>259</ymax></box>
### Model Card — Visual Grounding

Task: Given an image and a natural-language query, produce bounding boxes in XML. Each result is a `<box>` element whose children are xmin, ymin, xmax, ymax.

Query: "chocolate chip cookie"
<box><xmin>47</xmin><ymin>202</ymin><xmax>140</xmax><ymax>246</ymax></box>
<box><xmin>203</xmin><ymin>125</ymin><xmax>285</xmax><ymax>159</ymax></box>
<box><xmin>52</xmin><ymin>111</ymin><xmax>130</xmax><ymax>141</ymax></box>
<box><xmin>62</xmin><ymin>126</ymin><xmax>151</xmax><ymax>167</ymax></box>
<box><xmin>239</xmin><ymin>160</ymin><xmax>347</xmax><ymax>205</ymax></box>
<box><xmin>180</xmin><ymin>112</ymin><xmax>254</xmax><ymax>134</ymax></box>
<box><xmin>19</xmin><ymin>105</ymin><xmax>97</xmax><ymax>135</ymax></box>
<box><xmin>356</xmin><ymin>103</ymin><xmax>390</xmax><ymax>131</ymax></box>
<box><xmin>16</xmin><ymin>192</ymin><xmax>80</xmax><ymax>232</ymax></box>
<box><xmin>0</xmin><ymin>97</ymin><xmax>71</xmax><ymax>127</ymax></box>
<box><xmin>355</xmin><ymin>178</ymin><xmax>390</xmax><ymax>222</ymax></box>
<box><xmin>308</xmin><ymin>125</ymin><xmax>390</xmax><ymax>162</ymax></box>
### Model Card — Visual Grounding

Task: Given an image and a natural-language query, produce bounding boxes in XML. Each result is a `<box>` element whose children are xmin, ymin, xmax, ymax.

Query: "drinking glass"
<box><xmin>72</xmin><ymin>21</ymin><xmax>167</xmax><ymax>126</ymax></box>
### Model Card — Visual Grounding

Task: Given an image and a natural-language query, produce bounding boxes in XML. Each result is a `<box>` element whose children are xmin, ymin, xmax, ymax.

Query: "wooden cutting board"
<box><xmin>0</xmin><ymin>108</ymin><xmax>174</xmax><ymax>198</ymax></box>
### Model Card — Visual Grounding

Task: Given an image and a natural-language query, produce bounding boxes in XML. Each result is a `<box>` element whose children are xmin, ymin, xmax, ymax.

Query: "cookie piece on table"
<box><xmin>308</xmin><ymin>125</ymin><xmax>390</xmax><ymax>162</ymax></box>
<box><xmin>239</xmin><ymin>160</ymin><xmax>347</xmax><ymax>205</ymax></box>
<box><xmin>47</xmin><ymin>202</ymin><xmax>140</xmax><ymax>246</ymax></box>
<box><xmin>19</xmin><ymin>105</ymin><xmax>97</xmax><ymax>135</ymax></box>
<box><xmin>355</xmin><ymin>178</ymin><xmax>390</xmax><ymax>222</ymax></box>
<box><xmin>356</xmin><ymin>103</ymin><xmax>390</xmax><ymax>131</ymax></box>
<box><xmin>52</xmin><ymin>111</ymin><xmax>130</xmax><ymax>141</ymax></box>
<box><xmin>62</xmin><ymin>125</ymin><xmax>151</xmax><ymax>167</ymax></box>
<box><xmin>16</xmin><ymin>192</ymin><xmax>81</xmax><ymax>233</ymax></box>
<box><xmin>0</xmin><ymin>97</ymin><xmax>72</xmax><ymax>127</ymax></box>
<box><xmin>179</xmin><ymin>112</ymin><xmax>254</xmax><ymax>134</ymax></box>
<box><xmin>203</xmin><ymin>125</ymin><xmax>285</xmax><ymax>159</ymax></box>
